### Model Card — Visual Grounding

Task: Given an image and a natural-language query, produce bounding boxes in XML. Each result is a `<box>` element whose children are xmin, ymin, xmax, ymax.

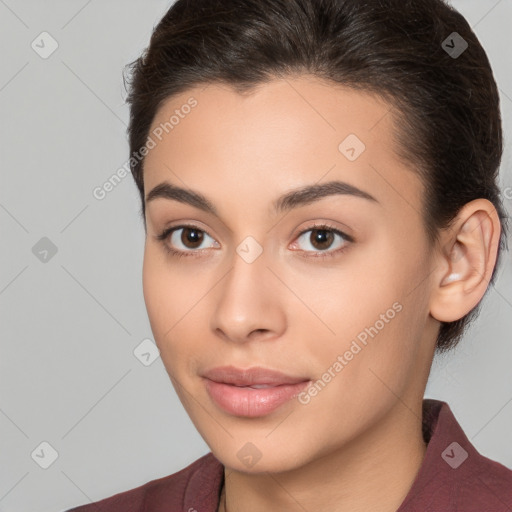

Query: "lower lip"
<box><xmin>204</xmin><ymin>378</ymin><xmax>310</xmax><ymax>417</ymax></box>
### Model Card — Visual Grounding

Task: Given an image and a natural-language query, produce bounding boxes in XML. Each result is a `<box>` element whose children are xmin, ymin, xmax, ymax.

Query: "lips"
<box><xmin>201</xmin><ymin>365</ymin><xmax>309</xmax><ymax>387</ymax></box>
<box><xmin>201</xmin><ymin>366</ymin><xmax>311</xmax><ymax>417</ymax></box>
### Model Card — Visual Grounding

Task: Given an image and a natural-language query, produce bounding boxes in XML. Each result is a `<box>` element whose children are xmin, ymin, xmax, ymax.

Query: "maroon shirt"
<box><xmin>66</xmin><ymin>399</ymin><xmax>512</xmax><ymax>511</ymax></box>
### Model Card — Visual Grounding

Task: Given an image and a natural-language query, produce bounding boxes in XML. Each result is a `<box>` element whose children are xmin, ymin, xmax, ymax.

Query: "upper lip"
<box><xmin>202</xmin><ymin>365</ymin><xmax>310</xmax><ymax>386</ymax></box>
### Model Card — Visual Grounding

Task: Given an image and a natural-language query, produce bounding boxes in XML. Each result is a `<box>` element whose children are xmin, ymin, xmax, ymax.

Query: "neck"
<box><xmin>219</xmin><ymin>399</ymin><xmax>427</xmax><ymax>512</ymax></box>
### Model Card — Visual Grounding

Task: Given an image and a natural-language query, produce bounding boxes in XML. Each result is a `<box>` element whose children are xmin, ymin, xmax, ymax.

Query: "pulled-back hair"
<box><xmin>124</xmin><ymin>0</ymin><xmax>508</xmax><ymax>352</ymax></box>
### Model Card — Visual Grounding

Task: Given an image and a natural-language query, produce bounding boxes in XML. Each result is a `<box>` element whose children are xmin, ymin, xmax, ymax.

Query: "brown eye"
<box><xmin>157</xmin><ymin>225</ymin><xmax>219</xmax><ymax>255</ymax></box>
<box><xmin>309</xmin><ymin>228</ymin><xmax>335</xmax><ymax>250</ymax></box>
<box><xmin>180</xmin><ymin>227</ymin><xmax>204</xmax><ymax>248</ymax></box>
<box><xmin>294</xmin><ymin>224</ymin><xmax>351</xmax><ymax>256</ymax></box>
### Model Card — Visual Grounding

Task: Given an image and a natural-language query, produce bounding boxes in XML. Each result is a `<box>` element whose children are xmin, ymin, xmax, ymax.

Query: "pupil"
<box><xmin>312</xmin><ymin>229</ymin><xmax>333</xmax><ymax>250</ymax></box>
<box><xmin>183</xmin><ymin>228</ymin><xmax>203</xmax><ymax>248</ymax></box>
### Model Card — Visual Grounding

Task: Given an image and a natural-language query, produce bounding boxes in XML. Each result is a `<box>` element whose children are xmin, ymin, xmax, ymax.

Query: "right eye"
<box><xmin>156</xmin><ymin>224</ymin><xmax>220</xmax><ymax>258</ymax></box>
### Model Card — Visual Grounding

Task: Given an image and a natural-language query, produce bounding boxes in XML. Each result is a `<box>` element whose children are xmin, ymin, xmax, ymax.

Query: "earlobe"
<box><xmin>429</xmin><ymin>199</ymin><xmax>501</xmax><ymax>323</ymax></box>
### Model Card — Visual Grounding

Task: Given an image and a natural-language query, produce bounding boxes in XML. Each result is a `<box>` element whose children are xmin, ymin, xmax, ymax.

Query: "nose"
<box><xmin>210</xmin><ymin>245</ymin><xmax>287</xmax><ymax>345</ymax></box>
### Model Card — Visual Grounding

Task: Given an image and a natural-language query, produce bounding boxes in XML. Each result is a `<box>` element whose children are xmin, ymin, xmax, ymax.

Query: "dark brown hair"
<box><xmin>123</xmin><ymin>0</ymin><xmax>509</xmax><ymax>352</ymax></box>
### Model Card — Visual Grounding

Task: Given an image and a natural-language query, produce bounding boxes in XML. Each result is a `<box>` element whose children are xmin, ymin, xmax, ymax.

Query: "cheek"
<box><xmin>142</xmin><ymin>246</ymin><xmax>171</xmax><ymax>337</ymax></box>
<box><xmin>306</xmin><ymin>239</ymin><xmax>429</xmax><ymax>384</ymax></box>
<box><xmin>142</xmin><ymin>245</ymin><xmax>221</xmax><ymax>385</ymax></box>
<box><xmin>142</xmin><ymin>247</ymin><xmax>197</xmax><ymax>357</ymax></box>
<box><xmin>293</xmin><ymin>247</ymin><xmax>401</xmax><ymax>343</ymax></box>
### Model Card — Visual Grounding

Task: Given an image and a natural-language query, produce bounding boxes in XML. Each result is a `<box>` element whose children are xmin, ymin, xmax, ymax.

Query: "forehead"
<box><xmin>143</xmin><ymin>75</ymin><xmax>423</xmax><ymax>221</ymax></box>
<box><xmin>147</xmin><ymin>76</ymin><xmax>395</xmax><ymax>153</ymax></box>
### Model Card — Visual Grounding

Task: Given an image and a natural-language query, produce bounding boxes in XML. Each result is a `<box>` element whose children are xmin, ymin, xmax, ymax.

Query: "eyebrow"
<box><xmin>145</xmin><ymin>179</ymin><xmax>378</xmax><ymax>216</ymax></box>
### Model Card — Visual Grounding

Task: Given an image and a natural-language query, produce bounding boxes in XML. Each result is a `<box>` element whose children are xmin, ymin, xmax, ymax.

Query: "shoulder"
<box><xmin>436</xmin><ymin>400</ymin><xmax>512</xmax><ymax>508</ymax></box>
<box><xmin>457</xmin><ymin>450</ymin><xmax>512</xmax><ymax>509</ymax></box>
<box><xmin>398</xmin><ymin>399</ymin><xmax>512</xmax><ymax>511</ymax></box>
<box><xmin>64</xmin><ymin>452</ymin><xmax>224</xmax><ymax>512</ymax></box>
<box><xmin>424</xmin><ymin>448</ymin><xmax>512</xmax><ymax>511</ymax></box>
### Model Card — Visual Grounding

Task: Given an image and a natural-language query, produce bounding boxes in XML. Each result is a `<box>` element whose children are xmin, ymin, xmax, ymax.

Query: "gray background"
<box><xmin>0</xmin><ymin>1</ymin><xmax>511</xmax><ymax>511</ymax></box>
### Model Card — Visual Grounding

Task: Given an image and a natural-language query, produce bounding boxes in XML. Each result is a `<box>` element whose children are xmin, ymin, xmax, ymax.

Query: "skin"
<box><xmin>141</xmin><ymin>75</ymin><xmax>501</xmax><ymax>512</ymax></box>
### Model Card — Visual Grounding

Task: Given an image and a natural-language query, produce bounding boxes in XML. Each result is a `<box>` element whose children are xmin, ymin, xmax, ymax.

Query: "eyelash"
<box><xmin>155</xmin><ymin>223</ymin><xmax>354</xmax><ymax>260</ymax></box>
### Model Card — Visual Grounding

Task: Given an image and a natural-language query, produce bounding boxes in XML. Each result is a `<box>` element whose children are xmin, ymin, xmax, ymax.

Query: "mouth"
<box><xmin>201</xmin><ymin>365</ymin><xmax>311</xmax><ymax>417</ymax></box>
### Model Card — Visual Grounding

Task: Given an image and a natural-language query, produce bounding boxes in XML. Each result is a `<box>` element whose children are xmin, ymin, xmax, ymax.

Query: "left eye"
<box><xmin>293</xmin><ymin>226</ymin><xmax>351</xmax><ymax>254</ymax></box>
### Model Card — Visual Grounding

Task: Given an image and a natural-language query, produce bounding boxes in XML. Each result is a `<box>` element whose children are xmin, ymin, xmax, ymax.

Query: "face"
<box><xmin>141</xmin><ymin>76</ymin><xmax>439</xmax><ymax>473</ymax></box>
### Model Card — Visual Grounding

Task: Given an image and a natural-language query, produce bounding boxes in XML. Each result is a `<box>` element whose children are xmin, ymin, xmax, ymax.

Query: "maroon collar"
<box><xmin>397</xmin><ymin>399</ymin><xmax>512</xmax><ymax>511</ymax></box>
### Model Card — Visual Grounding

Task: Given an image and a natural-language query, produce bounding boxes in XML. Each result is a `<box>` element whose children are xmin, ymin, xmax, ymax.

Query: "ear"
<box><xmin>429</xmin><ymin>199</ymin><xmax>501</xmax><ymax>323</ymax></box>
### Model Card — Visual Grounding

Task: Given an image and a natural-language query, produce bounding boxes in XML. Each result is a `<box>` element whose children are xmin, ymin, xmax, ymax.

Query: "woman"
<box><xmin>67</xmin><ymin>0</ymin><xmax>512</xmax><ymax>510</ymax></box>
